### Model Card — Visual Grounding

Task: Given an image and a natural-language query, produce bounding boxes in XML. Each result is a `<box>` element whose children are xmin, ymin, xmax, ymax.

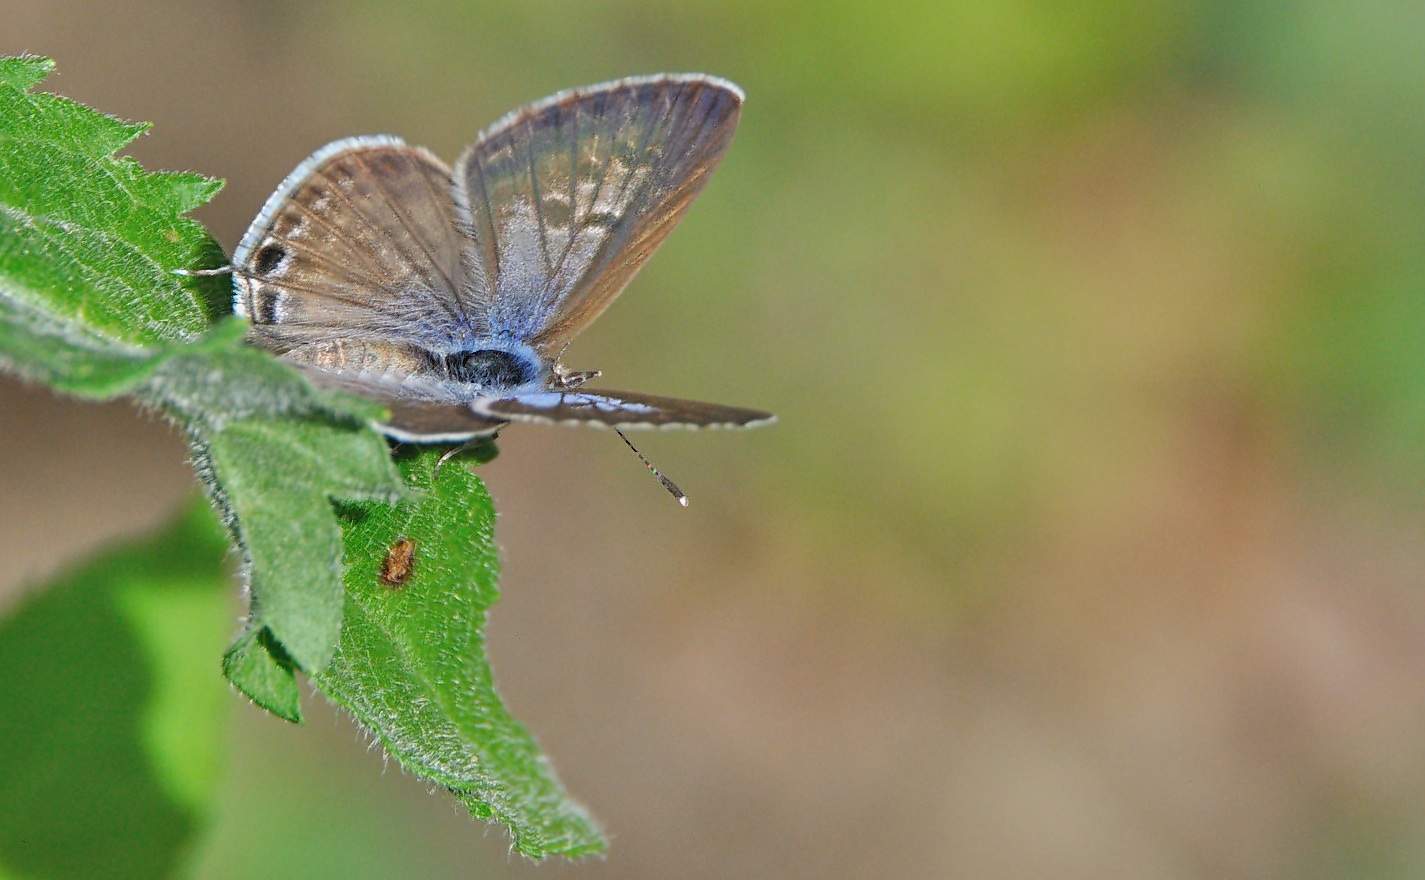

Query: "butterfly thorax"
<box><xmin>441</xmin><ymin>345</ymin><xmax>542</xmax><ymax>390</ymax></box>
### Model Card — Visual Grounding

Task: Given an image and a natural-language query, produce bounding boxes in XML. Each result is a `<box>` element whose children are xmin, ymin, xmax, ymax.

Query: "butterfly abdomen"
<box><xmin>281</xmin><ymin>339</ymin><xmax>442</xmax><ymax>378</ymax></box>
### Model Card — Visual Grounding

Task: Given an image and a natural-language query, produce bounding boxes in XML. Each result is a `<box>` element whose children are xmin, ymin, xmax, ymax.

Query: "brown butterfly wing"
<box><xmin>233</xmin><ymin>137</ymin><xmax>474</xmax><ymax>357</ymax></box>
<box><xmin>452</xmin><ymin>74</ymin><xmax>743</xmax><ymax>357</ymax></box>
<box><xmin>474</xmin><ymin>389</ymin><xmax>775</xmax><ymax>430</ymax></box>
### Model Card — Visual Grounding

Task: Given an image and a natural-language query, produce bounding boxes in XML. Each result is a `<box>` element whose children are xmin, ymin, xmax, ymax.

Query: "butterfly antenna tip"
<box><xmin>616</xmin><ymin>429</ymin><xmax>688</xmax><ymax>507</ymax></box>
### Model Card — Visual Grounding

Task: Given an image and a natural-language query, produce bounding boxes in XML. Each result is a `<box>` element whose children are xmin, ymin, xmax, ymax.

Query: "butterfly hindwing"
<box><xmin>289</xmin><ymin>362</ymin><xmax>508</xmax><ymax>442</ymax></box>
<box><xmin>453</xmin><ymin>74</ymin><xmax>743</xmax><ymax>357</ymax></box>
<box><xmin>473</xmin><ymin>389</ymin><xmax>774</xmax><ymax>430</ymax></box>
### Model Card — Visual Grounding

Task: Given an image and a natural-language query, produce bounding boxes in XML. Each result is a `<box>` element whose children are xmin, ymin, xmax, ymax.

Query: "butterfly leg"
<box><xmin>434</xmin><ymin>442</ymin><xmax>471</xmax><ymax>476</ymax></box>
<box><xmin>433</xmin><ymin>435</ymin><xmax>501</xmax><ymax>477</ymax></box>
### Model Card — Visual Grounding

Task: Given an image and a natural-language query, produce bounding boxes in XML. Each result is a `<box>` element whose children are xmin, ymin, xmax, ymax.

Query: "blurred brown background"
<box><xmin>8</xmin><ymin>0</ymin><xmax>1425</xmax><ymax>877</ymax></box>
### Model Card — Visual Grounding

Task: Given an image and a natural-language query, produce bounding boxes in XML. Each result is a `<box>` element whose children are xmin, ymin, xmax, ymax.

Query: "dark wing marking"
<box><xmin>473</xmin><ymin>389</ymin><xmax>775</xmax><ymax>431</ymax></box>
<box><xmin>453</xmin><ymin>74</ymin><xmax>742</xmax><ymax>356</ymax></box>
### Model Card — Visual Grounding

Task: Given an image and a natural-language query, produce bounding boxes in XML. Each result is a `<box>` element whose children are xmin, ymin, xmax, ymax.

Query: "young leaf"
<box><xmin>0</xmin><ymin>500</ymin><xmax>233</xmax><ymax>880</ymax></box>
<box><xmin>317</xmin><ymin>448</ymin><xmax>606</xmax><ymax>859</ymax></box>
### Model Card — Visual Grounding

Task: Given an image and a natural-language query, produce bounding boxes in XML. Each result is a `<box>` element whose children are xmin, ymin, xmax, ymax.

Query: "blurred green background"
<box><xmin>6</xmin><ymin>0</ymin><xmax>1425</xmax><ymax>877</ymax></box>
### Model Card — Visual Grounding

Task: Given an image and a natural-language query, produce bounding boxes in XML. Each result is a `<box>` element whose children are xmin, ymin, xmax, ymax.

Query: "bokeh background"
<box><xmin>7</xmin><ymin>0</ymin><xmax>1425</xmax><ymax>877</ymax></box>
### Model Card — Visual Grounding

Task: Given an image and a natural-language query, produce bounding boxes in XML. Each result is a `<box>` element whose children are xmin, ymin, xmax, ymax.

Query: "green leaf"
<box><xmin>0</xmin><ymin>500</ymin><xmax>233</xmax><ymax>880</ymax></box>
<box><xmin>222</xmin><ymin>626</ymin><xmax>302</xmax><ymax>724</ymax></box>
<box><xmin>0</xmin><ymin>55</ymin><xmax>54</xmax><ymax>91</ymax></box>
<box><xmin>0</xmin><ymin>56</ymin><xmax>408</xmax><ymax>674</ymax></box>
<box><xmin>197</xmin><ymin>416</ymin><xmax>403</xmax><ymax>672</ymax></box>
<box><xmin>0</xmin><ymin>57</ymin><xmax>227</xmax><ymax>345</ymax></box>
<box><xmin>0</xmin><ymin>53</ymin><xmax>219</xmax><ymax>400</ymax></box>
<box><xmin>0</xmin><ymin>57</ymin><xmax>605</xmax><ymax>856</ymax></box>
<box><xmin>316</xmin><ymin>448</ymin><xmax>606</xmax><ymax>859</ymax></box>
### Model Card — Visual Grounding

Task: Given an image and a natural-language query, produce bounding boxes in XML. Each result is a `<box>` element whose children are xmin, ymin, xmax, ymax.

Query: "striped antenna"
<box><xmin>616</xmin><ymin>429</ymin><xmax>688</xmax><ymax>507</ymax></box>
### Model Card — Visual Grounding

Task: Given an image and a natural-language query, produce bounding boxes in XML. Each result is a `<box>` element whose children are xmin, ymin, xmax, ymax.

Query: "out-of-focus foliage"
<box><xmin>0</xmin><ymin>501</ymin><xmax>231</xmax><ymax>880</ymax></box>
<box><xmin>319</xmin><ymin>0</ymin><xmax>1425</xmax><ymax>585</ymax></box>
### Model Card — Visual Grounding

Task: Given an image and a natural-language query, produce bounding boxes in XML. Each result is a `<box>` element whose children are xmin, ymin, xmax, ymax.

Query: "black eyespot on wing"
<box><xmin>254</xmin><ymin>291</ymin><xmax>281</xmax><ymax>325</ymax></box>
<box><xmin>253</xmin><ymin>242</ymin><xmax>287</xmax><ymax>275</ymax></box>
<box><xmin>444</xmin><ymin>349</ymin><xmax>537</xmax><ymax>389</ymax></box>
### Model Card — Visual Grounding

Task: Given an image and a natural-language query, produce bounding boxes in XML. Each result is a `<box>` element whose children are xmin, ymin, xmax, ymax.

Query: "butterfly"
<box><xmin>226</xmin><ymin>74</ymin><xmax>774</xmax><ymax>499</ymax></box>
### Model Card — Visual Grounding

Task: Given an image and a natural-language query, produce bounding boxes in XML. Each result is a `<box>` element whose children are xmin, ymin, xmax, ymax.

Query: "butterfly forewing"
<box><xmin>474</xmin><ymin>389</ymin><xmax>774</xmax><ymax>430</ymax></box>
<box><xmin>453</xmin><ymin>75</ymin><xmax>743</xmax><ymax>357</ymax></box>
<box><xmin>234</xmin><ymin>137</ymin><xmax>474</xmax><ymax>354</ymax></box>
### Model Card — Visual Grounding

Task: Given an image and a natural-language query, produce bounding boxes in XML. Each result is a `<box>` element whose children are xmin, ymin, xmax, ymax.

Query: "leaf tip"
<box><xmin>222</xmin><ymin>626</ymin><xmax>305</xmax><ymax>724</ymax></box>
<box><xmin>0</xmin><ymin>54</ymin><xmax>56</xmax><ymax>90</ymax></box>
